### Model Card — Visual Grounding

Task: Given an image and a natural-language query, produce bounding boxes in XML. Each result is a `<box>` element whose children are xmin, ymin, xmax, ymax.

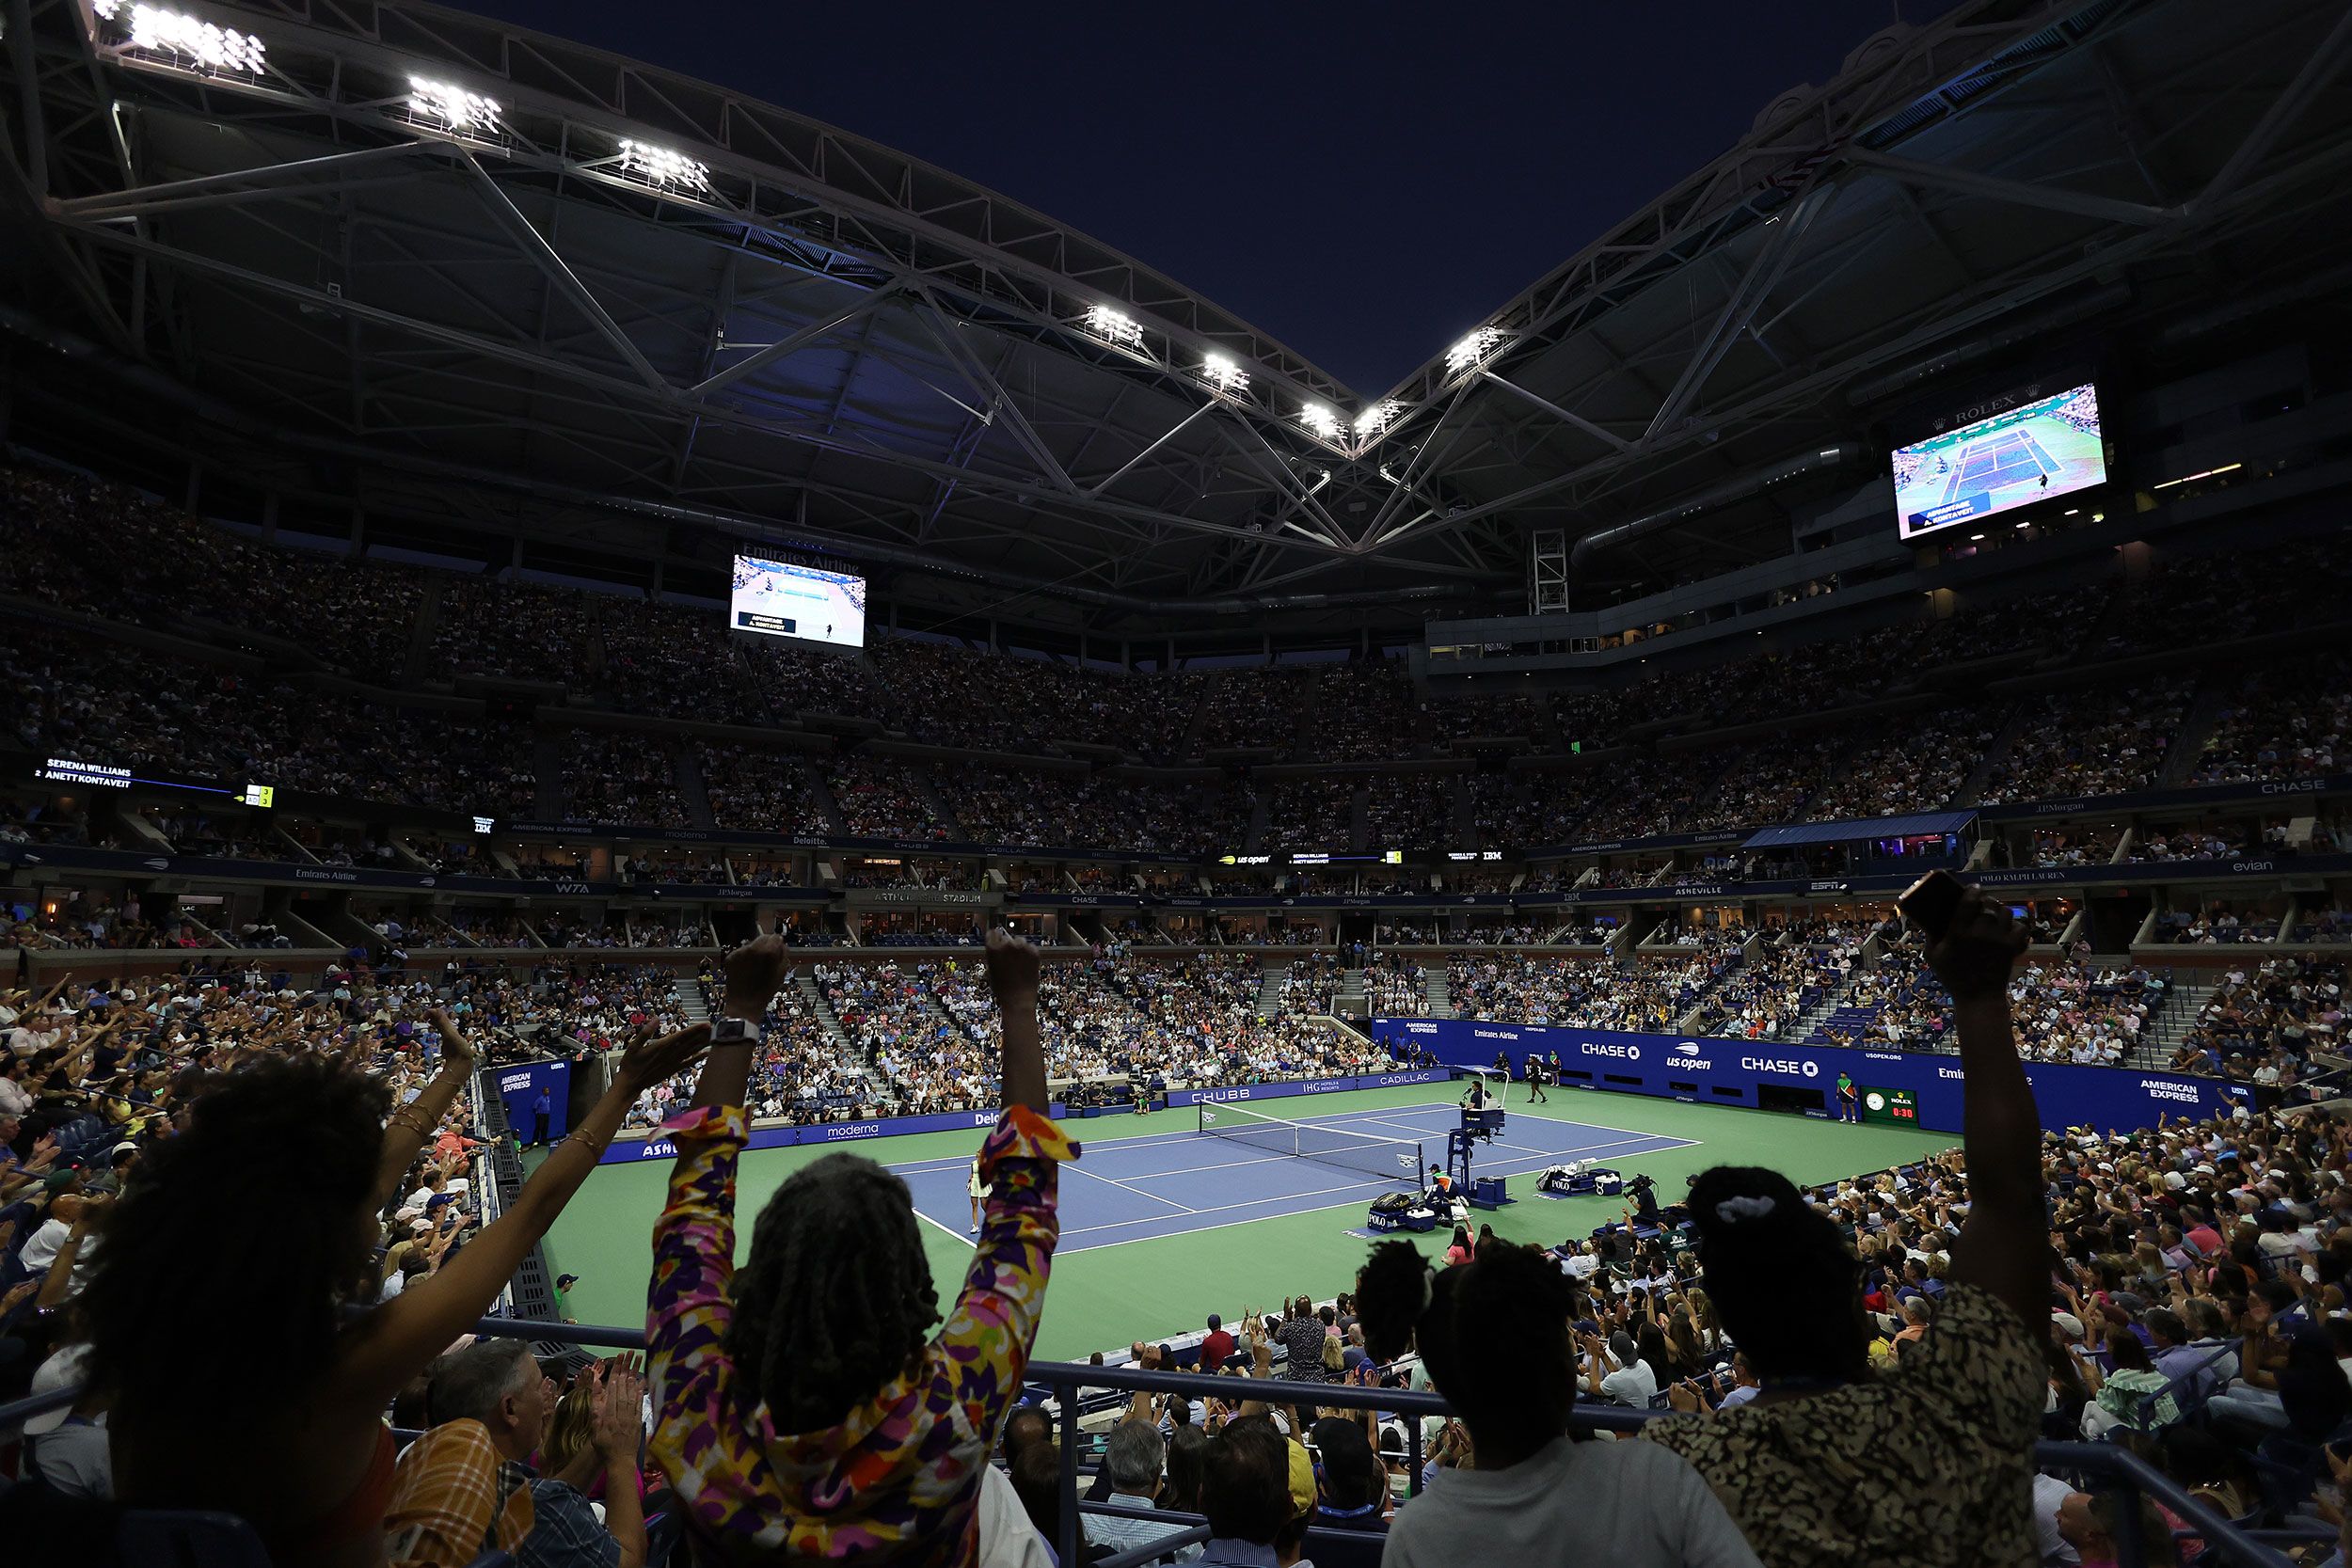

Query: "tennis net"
<box><xmin>1198</xmin><ymin>1101</ymin><xmax>1424</xmax><ymax>1186</ymax></box>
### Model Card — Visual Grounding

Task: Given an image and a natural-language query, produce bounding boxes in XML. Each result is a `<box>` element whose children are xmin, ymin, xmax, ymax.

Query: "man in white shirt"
<box><xmin>18</xmin><ymin>1190</ymin><xmax>92</xmax><ymax>1274</ymax></box>
<box><xmin>1591</xmin><ymin>1330</ymin><xmax>1660</xmax><ymax>1407</ymax></box>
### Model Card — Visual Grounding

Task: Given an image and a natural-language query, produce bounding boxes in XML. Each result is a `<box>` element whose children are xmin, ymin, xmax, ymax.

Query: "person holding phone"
<box><xmin>1644</xmin><ymin>882</ymin><xmax>2046</xmax><ymax>1568</ymax></box>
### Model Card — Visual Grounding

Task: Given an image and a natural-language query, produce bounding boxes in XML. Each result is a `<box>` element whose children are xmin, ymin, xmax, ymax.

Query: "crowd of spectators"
<box><xmin>826</xmin><ymin>756</ymin><xmax>948</xmax><ymax>840</ymax></box>
<box><xmin>1979</xmin><ymin>679</ymin><xmax>2194</xmax><ymax>804</ymax></box>
<box><xmin>10</xmin><ymin>840</ymin><xmax>2348</xmax><ymax>1568</ymax></box>
<box><xmin>2191</xmin><ymin>662</ymin><xmax>2349</xmax><ymax>785</ymax></box>
<box><xmin>696</xmin><ymin>741</ymin><xmax>826</xmax><ymax>834</ymax></box>
<box><xmin>1444</xmin><ymin>949</ymin><xmax>1734</xmax><ymax>1032</ymax></box>
<box><xmin>559</xmin><ymin>731</ymin><xmax>689</xmax><ymax>826</ymax></box>
<box><xmin>1366</xmin><ymin>953</ymin><xmax>1430</xmax><ymax>1016</ymax></box>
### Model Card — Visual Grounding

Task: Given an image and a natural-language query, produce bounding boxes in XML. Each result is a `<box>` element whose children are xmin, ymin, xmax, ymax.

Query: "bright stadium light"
<box><xmin>109</xmin><ymin>3</ymin><xmax>268</xmax><ymax>75</ymax></box>
<box><xmin>1299</xmin><ymin>403</ymin><xmax>1341</xmax><ymax>439</ymax></box>
<box><xmin>409</xmin><ymin>77</ymin><xmax>501</xmax><ymax>135</ymax></box>
<box><xmin>618</xmin><ymin>139</ymin><xmax>710</xmax><ymax>193</ymax></box>
<box><xmin>1081</xmin><ymin>304</ymin><xmax>1144</xmax><ymax>348</ymax></box>
<box><xmin>1201</xmin><ymin>353</ymin><xmax>1249</xmax><ymax>395</ymax></box>
<box><xmin>1354</xmin><ymin>401</ymin><xmax>1398</xmax><ymax>438</ymax></box>
<box><xmin>1445</xmin><ymin>326</ymin><xmax>1505</xmax><ymax>376</ymax></box>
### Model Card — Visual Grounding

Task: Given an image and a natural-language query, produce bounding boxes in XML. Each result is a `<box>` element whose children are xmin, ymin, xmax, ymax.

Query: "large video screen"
<box><xmin>1892</xmin><ymin>382</ymin><xmax>2106</xmax><ymax>539</ymax></box>
<box><xmin>729</xmin><ymin>555</ymin><xmax>866</xmax><ymax>649</ymax></box>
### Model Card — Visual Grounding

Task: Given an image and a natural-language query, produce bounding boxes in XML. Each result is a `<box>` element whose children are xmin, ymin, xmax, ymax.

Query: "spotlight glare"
<box><xmin>1201</xmin><ymin>353</ymin><xmax>1248</xmax><ymax>394</ymax></box>
<box><xmin>1444</xmin><ymin>325</ymin><xmax>1505</xmax><ymax>375</ymax></box>
<box><xmin>1081</xmin><ymin>304</ymin><xmax>1143</xmax><ymax>348</ymax></box>
<box><xmin>116</xmin><ymin>3</ymin><xmax>267</xmax><ymax>75</ymax></box>
<box><xmin>618</xmin><ymin>139</ymin><xmax>710</xmax><ymax>193</ymax></box>
<box><xmin>1354</xmin><ymin>401</ymin><xmax>1398</xmax><ymax>438</ymax></box>
<box><xmin>1299</xmin><ymin>403</ymin><xmax>1340</xmax><ymax>439</ymax></box>
<box><xmin>409</xmin><ymin>77</ymin><xmax>501</xmax><ymax>135</ymax></box>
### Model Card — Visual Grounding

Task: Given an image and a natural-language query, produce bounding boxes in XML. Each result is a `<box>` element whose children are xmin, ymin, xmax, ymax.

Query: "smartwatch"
<box><xmin>711</xmin><ymin>1018</ymin><xmax>757</xmax><ymax>1046</ymax></box>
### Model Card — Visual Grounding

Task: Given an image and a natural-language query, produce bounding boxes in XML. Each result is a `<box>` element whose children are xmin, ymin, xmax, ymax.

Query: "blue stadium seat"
<box><xmin>115</xmin><ymin>1510</ymin><xmax>277</xmax><ymax>1568</ymax></box>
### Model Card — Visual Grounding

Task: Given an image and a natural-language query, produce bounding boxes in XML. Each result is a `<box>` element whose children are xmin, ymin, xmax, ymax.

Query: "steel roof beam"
<box><xmin>2195</xmin><ymin>4</ymin><xmax>2352</xmax><ymax>211</ymax></box>
<box><xmin>454</xmin><ymin>149</ymin><xmax>670</xmax><ymax>392</ymax></box>
<box><xmin>1644</xmin><ymin>182</ymin><xmax>1835</xmax><ymax>441</ymax></box>
<box><xmin>1843</xmin><ymin>146</ymin><xmax>2176</xmax><ymax>226</ymax></box>
<box><xmin>692</xmin><ymin>286</ymin><xmax>898</xmax><ymax>396</ymax></box>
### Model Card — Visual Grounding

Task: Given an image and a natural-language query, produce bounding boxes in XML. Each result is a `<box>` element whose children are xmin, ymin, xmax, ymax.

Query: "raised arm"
<box><xmin>371</xmin><ymin>1008</ymin><xmax>477</xmax><ymax>1208</ymax></box>
<box><xmin>1931</xmin><ymin>886</ymin><xmax>2045</xmax><ymax>1334</ymax></box>
<box><xmin>330</xmin><ymin>1022</ymin><xmax>710</xmax><ymax>1412</ymax></box>
<box><xmin>691</xmin><ymin>932</ymin><xmax>786</xmax><ymax>1113</ymax></box>
<box><xmin>986</xmin><ymin>928</ymin><xmax>1047</xmax><ymax>1114</ymax></box>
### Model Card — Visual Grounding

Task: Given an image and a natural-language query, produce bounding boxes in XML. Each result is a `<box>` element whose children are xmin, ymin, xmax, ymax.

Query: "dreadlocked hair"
<box><xmin>80</xmin><ymin>1056</ymin><xmax>388</xmax><ymax>1422</ymax></box>
<box><xmin>1356</xmin><ymin>1237</ymin><xmax>1578</xmax><ymax>1457</ymax></box>
<box><xmin>1687</xmin><ymin>1164</ymin><xmax>1870</xmax><ymax>1385</ymax></box>
<box><xmin>726</xmin><ymin>1151</ymin><xmax>941</xmax><ymax>1433</ymax></box>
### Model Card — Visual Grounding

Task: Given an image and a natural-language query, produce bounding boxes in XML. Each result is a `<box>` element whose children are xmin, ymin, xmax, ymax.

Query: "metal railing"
<box><xmin>0</xmin><ymin>1315</ymin><xmax>2299</xmax><ymax>1568</ymax></box>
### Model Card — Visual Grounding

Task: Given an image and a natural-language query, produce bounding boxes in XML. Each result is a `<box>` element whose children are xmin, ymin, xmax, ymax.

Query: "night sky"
<box><xmin>450</xmin><ymin>1</ymin><xmax>1939</xmax><ymax>397</ymax></box>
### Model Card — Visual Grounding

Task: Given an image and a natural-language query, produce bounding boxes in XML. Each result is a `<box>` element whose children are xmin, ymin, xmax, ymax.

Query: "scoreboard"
<box><xmin>1862</xmin><ymin>1086</ymin><xmax>1919</xmax><ymax>1127</ymax></box>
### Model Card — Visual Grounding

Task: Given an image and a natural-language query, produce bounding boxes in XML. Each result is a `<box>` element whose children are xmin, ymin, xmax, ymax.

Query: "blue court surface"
<box><xmin>1938</xmin><ymin>427</ymin><xmax>2058</xmax><ymax>502</ymax></box>
<box><xmin>884</xmin><ymin>1100</ymin><xmax>1702</xmax><ymax>1254</ymax></box>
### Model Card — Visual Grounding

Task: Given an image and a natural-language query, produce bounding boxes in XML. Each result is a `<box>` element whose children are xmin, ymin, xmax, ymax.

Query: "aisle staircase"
<box><xmin>531</xmin><ymin>732</ymin><xmax>568</xmax><ymax>819</ymax></box>
<box><xmin>671</xmin><ymin>978</ymin><xmax>711</xmax><ymax>1024</ymax></box>
<box><xmin>673</xmin><ymin>745</ymin><xmax>720</xmax><ymax>830</ymax></box>
<box><xmin>1334</xmin><ymin>966</ymin><xmax>1367</xmax><ymax>1015</ymax></box>
<box><xmin>1423</xmin><ymin>967</ymin><xmax>1453</xmax><ymax>1019</ymax></box>
<box><xmin>2138</xmin><ymin>974</ymin><xmax>2219</xmax><ymax>1067</ymax></box>
<box><xmin>1257</xmin><ymin>960</ymin><xmax>1290</xmax><ymax>1017</ymax></box>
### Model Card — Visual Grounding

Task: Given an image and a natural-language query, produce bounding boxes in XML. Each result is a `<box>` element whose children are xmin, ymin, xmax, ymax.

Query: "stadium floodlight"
<box><xmin>1299</xmin><ymin>403</ymin><xmax>1341</xmax><ymax>439</ymax></box>
<box><xmin>409</xmin><ymin>77</ymin><xmax>501</xmax><ymax>136</ymax></box>
<box><xmin>109</xmin><ymin>3</ymin><xmax>268</xmax><ymax>76</ymax></box>
<box><xmin>1354</xmin><ymin>401</ymin><xmax>1398</xmax><ymax>438</ymax></box>
<box><xmin>1201</xmin><ymin>353</ymin><xmax>1249</xmax><ymax>395</ymax></box>
<box><xmin>618</xmin><ymin>139</ymin><xmax>710</xmax><ymax>193</ymax></box>
<box><xmin>1444</xmin><ymin>325</ymin><xmax>1505</xmax><ymax>376</ymax></box>
<box><xmin>1081</xmin><ymin>304</ymin><xmax>1144</xmax><ymax>348</ymax></box>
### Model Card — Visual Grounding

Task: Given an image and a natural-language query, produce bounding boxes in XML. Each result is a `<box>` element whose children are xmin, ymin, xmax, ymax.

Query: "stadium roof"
<box><xmin>4</xmin><ymin>0</ymin><xmax>2350</xmax><ymax>638</ymax></box>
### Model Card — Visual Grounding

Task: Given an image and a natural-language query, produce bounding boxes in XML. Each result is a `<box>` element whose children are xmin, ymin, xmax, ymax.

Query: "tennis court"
<box><xmin>1937</xmin><ymin>426</ymin><xmax>2059</xmax><ymax>503</ymax></box>
<box><xmin>541</xmin><ymin>1078</ymin><xmax>1956</xmax><ymax>1357</ymax></box>
<box><xmin>886</xmin><ymin>1096</ymin><xmax>1701</xmax><ymax>1254</ymax></box>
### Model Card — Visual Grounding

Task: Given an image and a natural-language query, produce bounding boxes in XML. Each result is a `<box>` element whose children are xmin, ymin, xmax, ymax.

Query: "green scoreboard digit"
<box><xmin>1861</xmin><ymin>1086</ymin><xmax>1919</xmax><ymax>1127</ymax></box>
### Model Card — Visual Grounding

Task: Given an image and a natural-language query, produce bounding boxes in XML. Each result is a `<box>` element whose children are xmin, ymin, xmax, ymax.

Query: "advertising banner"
<box><xmin>493</xmin><ymin>1059</ymin><xmax>573</xmax><ymax>1144</ymax></box>
<box><xmin>1366</xmin><ymin>1017</ymin><xmax>2243</xmax><ymax>1136</ymax></box>
<box><xmin>593</xmin><ymin>1068</ymin><xmax>1454</xmax><ymax>1164</ymax></box>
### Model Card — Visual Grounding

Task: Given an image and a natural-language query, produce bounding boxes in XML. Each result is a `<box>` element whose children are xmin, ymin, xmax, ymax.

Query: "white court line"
<box><xmin>1056</xmin><ymin>1136</ymin><xmax>1706</xmax><ymax>1255</ymax></box>
<box><xmin>1061</xmin><ymin>1162</ymin><xmax>1198</xmax><ymax>1213</ymax></box>
<box><xmin>879</xmin><ymin>1096</ymin><xmax>1698</xmax><ymax>1177</ymax></box>
<box><xmin>1109</xmin><ymin>1128</ymin><xmax>1683</xmax><ymax>1186</ymax></box>
<box><xmin>910</xmin><ymin>1205</ymin><xmax>978</xmax><ymax>1250</ymax></box>
<box><xmin>1056</xmin><ymin>1132</ymin><xmax>1702</xmax><ymax>1241</ymax></box>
